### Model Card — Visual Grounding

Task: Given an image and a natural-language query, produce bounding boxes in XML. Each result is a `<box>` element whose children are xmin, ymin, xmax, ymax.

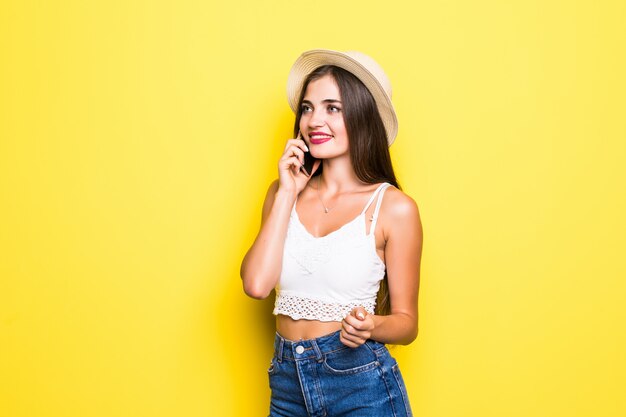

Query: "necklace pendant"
<box><xmin>324</xmin><ymin>207</ymin><xmax>329</xmax><ymax>213</ymax></box>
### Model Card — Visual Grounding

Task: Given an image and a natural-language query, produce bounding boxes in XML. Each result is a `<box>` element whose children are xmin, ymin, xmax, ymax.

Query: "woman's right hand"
<box><xmin>241</xmin><ymin>134</ymin><xmax>320</xmax><ymax>300</ymax></box>
<box><xmin>278</xmin><ymin>133</ymin><xmax>320</xmax><ymax>196</ymax></box>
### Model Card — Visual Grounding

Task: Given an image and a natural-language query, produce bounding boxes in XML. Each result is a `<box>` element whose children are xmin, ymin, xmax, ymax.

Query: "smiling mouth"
<box><xmin>309</xmin><ymin>133</ymin><xmax>333</xmax><ymax>144</ymax></box>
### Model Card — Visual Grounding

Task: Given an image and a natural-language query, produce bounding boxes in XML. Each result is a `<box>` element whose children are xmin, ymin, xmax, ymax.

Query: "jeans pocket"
<box><xmin>322</xmin><ymin>345</ymin><xmax>380</xmax><ymax>375</ymax></box>
<box><xmin>392</xmin><ymin>363</ymin><xmax>413</xmax><ymax>416</ymax></box>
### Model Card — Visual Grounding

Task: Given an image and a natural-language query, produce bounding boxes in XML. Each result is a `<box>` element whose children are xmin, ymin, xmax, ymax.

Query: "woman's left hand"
<box><xmin>340</xmin><ymin>307</ymin><xmax>375</xmax><ymax>348</ymax></box>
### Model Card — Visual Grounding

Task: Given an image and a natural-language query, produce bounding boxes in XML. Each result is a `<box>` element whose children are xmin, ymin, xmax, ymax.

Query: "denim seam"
<box><xmin>321</xmin><ymin>357</ymin><xmax>380</xmax><ymax>375</ymax></box>
<box><xmin>312</xmin><ymin>362</ymin><xmax>327</xmax><ymax>416</ymax></box>
<box><xmin>279</xmin><ymin>341</ymin><xmax>384</xmax><ymax>357</ymax></box>
<box><xmin>321</xmin><ymin>346</ymin><xmax>349</xmax><ymax>355</ymax></box>
<box><xmin>392</xmin><ymin>363</ymin><xmax>412</xmax><ymax>416</ymax></box>
<box><xmin>379</xmin><ymin>359</ymin><xmax>398</xmax><ymax>417</ymax></box>
<box><xmin>364</xmin><ymin>340</ymin><xmax>385</xmax><ymax>354</ymax></box>
<box><xmin>295</xmin><ymin>362</ymin><xmax>313</xmax><ymax>416</ymax></box>
<box><xmin>311</xmin><ymin>341</ymin><xmax>324</xmax><ymax>362</ymax></box>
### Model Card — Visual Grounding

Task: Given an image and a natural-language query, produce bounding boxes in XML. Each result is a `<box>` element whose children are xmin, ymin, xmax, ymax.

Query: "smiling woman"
<box><xmin>240</xmin><ymin>49</ymin><xmax>423</xmax><ymax>416</ymax></box>
<box><xmin>298</xmin><ymin>75</ymin><xmax>349</xmax><ymax>159</ymax></box>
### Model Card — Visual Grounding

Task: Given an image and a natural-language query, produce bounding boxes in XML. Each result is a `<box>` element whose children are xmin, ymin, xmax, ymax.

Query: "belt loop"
<box><xmin>277</xmin><ymin>334</ymin><xmax>284</xmax><ymax>363</ymax></box>
<box><xmin>311</xmin><ymin>339</ymin><xmax>323</xmax><ymax>363</ymax></box>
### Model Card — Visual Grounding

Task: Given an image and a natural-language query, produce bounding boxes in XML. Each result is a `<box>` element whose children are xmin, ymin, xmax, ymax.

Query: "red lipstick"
<box><xmin>308</xmin><ymin>131</ymin><xmax>333</xmax><ymax>145</ymax></box>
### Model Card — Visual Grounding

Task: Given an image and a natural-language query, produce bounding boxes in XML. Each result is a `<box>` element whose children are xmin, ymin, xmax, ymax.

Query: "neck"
<box><xmin>317</xmin><ymin>156</ymin><xmax>364</xmax><ymax>194</ymax></box>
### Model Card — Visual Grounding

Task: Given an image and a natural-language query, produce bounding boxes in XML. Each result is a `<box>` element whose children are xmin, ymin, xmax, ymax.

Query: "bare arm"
<box><xmin>240</xmin><ymin>180</ymin><xmax>296</xmax><ymax>299</ymax></box>
<box><xmin>341</xmin><ymin>188</ymin><xmax>423</xmax><ymax>346</ymax></box>
<box><xmin>240</xmin><ymin>136</ymin><xmax>320</xmax><ymax>299</ymax></box>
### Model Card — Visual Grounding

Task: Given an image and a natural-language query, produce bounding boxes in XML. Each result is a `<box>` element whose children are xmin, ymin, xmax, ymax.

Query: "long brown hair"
<box><xmin>293</xmin><ymin>65</ymin><xmax>400</xmax><ymax>316</ymax></box>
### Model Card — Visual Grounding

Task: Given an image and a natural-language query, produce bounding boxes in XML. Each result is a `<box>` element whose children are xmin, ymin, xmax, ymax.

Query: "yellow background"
<box><xmin>1</xmin><ymin>1</ymin><xmax>625</xmax><ymax>416</ymax></box>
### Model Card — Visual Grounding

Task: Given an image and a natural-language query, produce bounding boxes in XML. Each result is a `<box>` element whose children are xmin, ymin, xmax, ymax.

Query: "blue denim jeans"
<box><xmin>268</xmin><ymin>330</ymin><xmax>413</xmax><ymax>417</ymax></box>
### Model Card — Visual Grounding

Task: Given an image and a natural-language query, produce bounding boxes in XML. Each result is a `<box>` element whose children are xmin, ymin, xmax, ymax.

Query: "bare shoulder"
<box><xmin>382</xmin><ymin>186</ymin><xmax>421</xmax><ymax>220</ymax></box>
<box><xmin>380</xmin><ymin>186</ymin><xmax>423</xmax><ymax>238</ymax></box>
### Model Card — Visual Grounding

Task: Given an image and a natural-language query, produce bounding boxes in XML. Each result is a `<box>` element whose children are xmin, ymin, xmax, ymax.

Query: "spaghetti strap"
<box><xmin>360</xmin><ymin>183</ymin><xmax>390</xmax><ymax>215</ymax></box>
<box><xmin>368</xmin><ymin>183</ymin><xmax>392</xmax><ymax>236</ymax></box>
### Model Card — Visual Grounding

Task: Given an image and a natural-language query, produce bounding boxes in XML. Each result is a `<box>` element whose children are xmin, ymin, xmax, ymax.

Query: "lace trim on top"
<box><xmin>273</xmin><ymin>292</ymin><xmax>376</xmax><ymax>322</ymax></box>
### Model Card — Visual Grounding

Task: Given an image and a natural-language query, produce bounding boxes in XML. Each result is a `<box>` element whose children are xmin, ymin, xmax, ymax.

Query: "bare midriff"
<box><xmin>276</xmin><ymin>314</ymin><xmax>343</xmax><ymax>341</ymax></box>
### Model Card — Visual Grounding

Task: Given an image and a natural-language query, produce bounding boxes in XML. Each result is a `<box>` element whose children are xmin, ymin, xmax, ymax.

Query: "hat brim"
<box><xmin>286</xmin><ymin>49</ymin><xmax>398</xmax><ymax>146</ymax></box>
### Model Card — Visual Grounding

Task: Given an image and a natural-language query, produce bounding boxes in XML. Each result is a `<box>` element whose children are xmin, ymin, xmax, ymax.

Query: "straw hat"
<box><xmin>286</xmin><ymin>49</ymin><xmax>398</xmax><ymax>146</ymax></box>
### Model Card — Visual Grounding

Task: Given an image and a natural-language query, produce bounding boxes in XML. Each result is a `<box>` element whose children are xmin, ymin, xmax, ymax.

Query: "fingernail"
<box><xmin>357</xmin><ymin>312</ymin><xmax>365</xmax><ymax>320</ymax></box>
<box><xmin>304</xmin><ymin>145</ymin><xmax>309</xmax><ymax>152</ymax></box>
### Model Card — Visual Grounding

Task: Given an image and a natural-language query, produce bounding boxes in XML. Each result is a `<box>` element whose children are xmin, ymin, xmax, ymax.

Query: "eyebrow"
<box><xmin>302</xmin><ymin>99</ymin><xmax>342</xmax><ymax>104</ymax></box>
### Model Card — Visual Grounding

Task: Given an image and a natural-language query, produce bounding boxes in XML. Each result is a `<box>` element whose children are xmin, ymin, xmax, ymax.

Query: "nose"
<box><xmin>307</xmin><ymin>107</ymin><xmax>326</xmax><ymax>128</ymax></box>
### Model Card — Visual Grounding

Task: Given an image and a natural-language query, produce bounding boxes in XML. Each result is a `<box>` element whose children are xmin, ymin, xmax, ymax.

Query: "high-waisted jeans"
<box><xmin>268</xmin><ymin>330</ymin><xmax>413</xmax><ymax>417</ymax></box>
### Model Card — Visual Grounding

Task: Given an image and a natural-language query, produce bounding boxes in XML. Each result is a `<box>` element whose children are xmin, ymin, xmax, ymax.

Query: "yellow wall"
<box><xmin>1</xmin><ymin>1</ymin><xmax>625</xmax><ymax>416</ymax></box>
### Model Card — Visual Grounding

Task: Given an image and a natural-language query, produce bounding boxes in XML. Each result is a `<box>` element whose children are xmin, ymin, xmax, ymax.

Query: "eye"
<box><xmin>328</xmin><ymin>105</ymin><xmax>341</xmax><ymax>113</ymax></box>
<box><xmin>301</xmin><ymin>104</ymin><xmax>312</xmax><ymax>113</ymax></box>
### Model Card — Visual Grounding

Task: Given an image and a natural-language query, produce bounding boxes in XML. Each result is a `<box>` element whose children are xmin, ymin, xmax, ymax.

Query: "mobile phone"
<box><xmin>301</xmin><ymin>149</ymin><xmax>316</xmax><ymax>177</ymax></box>
<box><xmin>298</xmin><ymin>132</ymin><xmax>317</xmax><ymax>177</ymax></box>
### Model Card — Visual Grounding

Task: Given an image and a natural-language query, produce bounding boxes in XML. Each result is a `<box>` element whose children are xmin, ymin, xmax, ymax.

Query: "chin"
<box><xmin>312</xmin><ymin>147</ymin><xmax>349</xmax><ymax>160</ymax></box>
<box><xmin>312</xmin><ymin>152</ymin><xmax>338</xmax><ymax>160</ymax></box>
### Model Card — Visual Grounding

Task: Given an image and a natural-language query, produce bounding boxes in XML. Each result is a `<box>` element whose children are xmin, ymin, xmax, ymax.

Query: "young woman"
<box><xmin>240</xmin><ymin>49</ymin><xmax>423</xmax><ymax>417</ymax></box>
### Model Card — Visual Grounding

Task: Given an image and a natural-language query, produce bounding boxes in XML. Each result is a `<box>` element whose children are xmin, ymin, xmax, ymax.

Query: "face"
<box><xmin>299</xmin><ymin>74</ymin><xmax>349</xmax><ymax>159</ymax></box>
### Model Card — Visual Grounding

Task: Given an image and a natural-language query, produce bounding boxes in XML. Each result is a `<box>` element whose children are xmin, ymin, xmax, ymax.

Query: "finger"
<box><xmin>341</xmin><ymin>326</ymin><xmax>362</xmax><ymax>342</ymax></box>
<box><xmin>284</xmin><ymin>144</ymin><xmax>305</xmax><ymax>158</ymax></box>
<box><xmin>280</xmin><ymin>156</ymin><xmax>305</xmax><ymax>174</ymax></box>
<box><xmin>339</xmin><ymin>331</ymin><xmax>360</xmax><ymax>348</ymax></box>
<box><xmin>342</xmin><ymin>318</ymin><xmax>364</xmax><ymax>335</ymax></box>
<box><xmin>340</xmin><ymin>337</ymin><xmax>357</xmax><ymax>348</ymax></box>
<box><xmin>344</xmin><ymin>318</ymin><xmax>372</xmax><ymax>341</ymax></box>
<box><xmin>298</xmin><ymin>137</ymin><xmax>309</xmax><ymax>152</ymax></box>
<box><xmin>341</xmin><ymin>330</ymin><xmax>366</xmax><ymax>347</ymax></box>
<box><xmin>284</xmin><ymin>145</ymin><xmax>306</xmax><ymax>165</ymax></box>
<box><xmin>279</xmin><ymin>154</ymin><xmax>302</xmax><ymax>167</ymax></box>
<box><xmin>354</xmin><ymin>306</ymin><xmax>367</xmax><ymax>320</ymax></box>
<box><xmin>284</xmin><ymin>139</ymin><xmax>309</xmax><ymax>153</ymax></box>
<box><xmin>283</xmin><ymin>138</ymin><xmax>301</xmax><ymax>151</ymax></box>
<box><xmin>351</xmin><ymin>307</ymin><xmax>368</xmax><ymax>321</ymax></box>
<box><xmin>343</xmin><ymin>314</ymin><xmax>366</xmax><ymax>331</ymax></box>
<box><xmin>342</xmin><ymin>322</ymin><xmax>372</xmax><ymax>343</ymax></box>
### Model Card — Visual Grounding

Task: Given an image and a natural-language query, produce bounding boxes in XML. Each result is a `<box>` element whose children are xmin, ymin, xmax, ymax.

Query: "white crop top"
<box><xmin>273</xmin><ymin>182</ymin><xmax>392</xmax><ymax>322</ymax></box>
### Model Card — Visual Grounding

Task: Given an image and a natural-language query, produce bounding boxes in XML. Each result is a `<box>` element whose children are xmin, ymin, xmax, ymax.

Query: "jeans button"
<box><xmin>295</xmin><ymin>345</ymin><xmax>305</xmax><ymax>354</ymax></box>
